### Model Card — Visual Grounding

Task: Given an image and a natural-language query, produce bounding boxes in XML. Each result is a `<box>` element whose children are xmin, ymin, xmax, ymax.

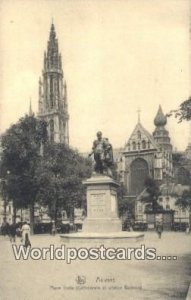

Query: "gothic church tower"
<box><xmin>38</xmin><ymin>23</ymin><xmax>69</xmax><ymax>144</ymax></box>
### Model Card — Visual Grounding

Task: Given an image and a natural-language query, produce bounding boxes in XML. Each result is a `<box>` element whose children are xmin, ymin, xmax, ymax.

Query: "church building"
<box><xmin>120</xmin><ymin>105</ymin><xmax>173</xmax><ymax>197</ymax></box>
<box><xmin>38</xmin><ymin>23</ymin><xmax>69</xmax><ymax>144</ymax></box>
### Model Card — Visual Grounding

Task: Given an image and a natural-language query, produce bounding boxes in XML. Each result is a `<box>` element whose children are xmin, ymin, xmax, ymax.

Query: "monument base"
<box><xmin>60</xmin><ymin>231</ymin><xmax>144</xmax><ymax>244</ymax></box>
<box><xmin>83</xmin><ymin>218</ymin><xmax>121</xmax><ymax>233</ymax></box>
<box><xmin>82</xmin><ymin>175</ymin><xmax>122</xmax><ymax>233</ymax></box>
<box><xmin>60</xmin><ymin>175</ymin><xmax>145</xmax><ymax>243</ymax></box>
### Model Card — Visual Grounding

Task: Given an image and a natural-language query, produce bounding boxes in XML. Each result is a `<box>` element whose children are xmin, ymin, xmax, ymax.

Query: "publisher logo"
<box><xmin>75</xmin><ymin>275</ymin><xmax>86</xmax><ymax>285</ymax></box>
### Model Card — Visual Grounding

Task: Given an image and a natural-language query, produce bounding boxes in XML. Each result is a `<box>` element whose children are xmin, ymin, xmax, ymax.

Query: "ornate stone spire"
<box><xmin>154</xmin><ymin>105</ymin><xmax>167</xmax><ymax>127</ymax></box>
<box><xmin>137</xmin><ymin>108</ymin><xmax>141</xmax><ymax>124</ymax></box>
<box><xmin>38</xmin><ymin>23</ymin><xmax>69</xmax><ymax>144</ymax></box>
<box><xmin>45</xmin><ymin>23</ymin><xmax>60</xmax><ymax>70</ymax></box>
<box><xmin>153</xmin><ymin>105</ymin><xmax>172</xmax><ymax>152</ymax></box>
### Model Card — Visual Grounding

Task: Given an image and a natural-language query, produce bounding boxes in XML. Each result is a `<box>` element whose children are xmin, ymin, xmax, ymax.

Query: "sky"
<box><xmin>0</xmin><ymin>0</ymin><xmax>190</xmax><ymax>152</ymax></box>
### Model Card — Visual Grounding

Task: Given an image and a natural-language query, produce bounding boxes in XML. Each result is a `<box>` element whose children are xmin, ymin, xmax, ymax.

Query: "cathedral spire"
<box><xmin>46</xmin><ymin>23</ymin><xmax>60</xmax><ymax>70</ymax></box>
<box><xmin>38</xmin><ymin>23</ymin><xmax>69</xmax><ymax>144</ymax></box>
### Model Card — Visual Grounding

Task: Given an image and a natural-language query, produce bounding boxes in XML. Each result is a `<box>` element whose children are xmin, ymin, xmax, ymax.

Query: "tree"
<box><xmin>0</xmin><ymin>115</ymin><xmax>48</xmax><ymax>230</ymax></box>
<box><xmin>167</xmin><ymin>96</ymin><xmax>191</xmax><ymax>122</ymax></box>
<box><xmin>139</xmin><ymin>177</ymin><xmax>162</xmax><ymax>212</ymax></box>
<box><xmin>176</xmin><ymin>188</ymin><xmax>191</xmax><ymax>227</ymax></box>
<box><xmin>36</xmin><ymin>143</ymin><xmax>92</xmax><ymax>222</ymax></box>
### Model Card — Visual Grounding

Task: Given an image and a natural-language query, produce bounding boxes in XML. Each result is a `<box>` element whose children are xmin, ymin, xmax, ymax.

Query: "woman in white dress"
<box><xmin>21</xmin><ymin>222</ymin><xmax>31</xmax><ymax>247</ymax></box>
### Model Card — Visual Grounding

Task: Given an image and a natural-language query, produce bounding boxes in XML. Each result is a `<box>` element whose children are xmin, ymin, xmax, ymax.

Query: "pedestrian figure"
<box><xmin>1</xmin><ymin>220</ymin><xmax>10</xmax><ymax>237</ymax></box>
<box><xmin>9</xmin><ymin>223</ymin><xmax>16</xmax><ymax>243</ymax></box>
<box><xmin>21</xmin><ymin>222</ymin><xmax>31</xmax><ymax>248</ymax></box>
<box><xmin>156</xmin><ymin>224</ymin><xmax>163</xmax><ymax>239</ymax></box>
<box><xmin>16</xmin><ymin>224</ymin><xmax>22</xmax><ymax>237</ymax></box>
<box><xmin>186</xmin><ymin>223</ymin><xmax>190</xmax><ymax>234</ymax></box>
<box><xmin>51</xmin><ymin>221</ymin><xmax>56</xmax><ymax>236</ymax></box>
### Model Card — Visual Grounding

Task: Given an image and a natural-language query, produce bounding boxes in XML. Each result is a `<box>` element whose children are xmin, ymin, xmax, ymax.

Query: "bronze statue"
<box><xmin>89</xmin><ymin>131</ymin><xmax>113</xmax><ymax>177</ymax></box>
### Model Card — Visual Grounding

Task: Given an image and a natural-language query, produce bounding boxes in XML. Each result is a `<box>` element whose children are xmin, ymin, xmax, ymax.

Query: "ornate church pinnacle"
<box><xmin>137</xmin><ymin>108</ymin><xmax>141</xmax><ymax>123</ymax></box>
<box><xmin>154</xmin><ymin>105</ymin><xmax>167</xmax><ymax>127</ymax></box>
<box><xmin>29</xmin><ymin>98</ymin><xmax>33</xmax><ymax>116</ymax></box>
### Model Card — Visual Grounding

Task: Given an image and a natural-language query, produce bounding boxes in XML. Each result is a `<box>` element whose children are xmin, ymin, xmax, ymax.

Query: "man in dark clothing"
<box><xmin>156</xmin><ymin>224</ymin><xmax>163</xmax><ymax>239</ymax></box>
<box><xmin>9</xmin><ymin>223</ymin><xmax>16</xmax><ymax>243</ymax></box>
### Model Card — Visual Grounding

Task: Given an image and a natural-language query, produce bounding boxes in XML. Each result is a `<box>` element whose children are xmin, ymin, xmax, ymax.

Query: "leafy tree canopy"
<box><xmin>36</xmin><ymin>143</ymin><xmax>92</xmax><ymax>220</ymax></box>
<box><xmin>139</xmin><ymin>177</ymin><xmax>162</xmax><ymax>212</ymax></box>
<box><xmin>167</xmin><ymin>96</ymin><xmax>191</xmax><ymax>123</ymax></box>
<box><xmin>0</xmin><ymin>114</ymin><xmax>48</xmax><ymax>211</ymax></box>
<box><xmin>176</xmin><ymin>188</ymin><xmax>191</xmax><ymax>210</ymax></box>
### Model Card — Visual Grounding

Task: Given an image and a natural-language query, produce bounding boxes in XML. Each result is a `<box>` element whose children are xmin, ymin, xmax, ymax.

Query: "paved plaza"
<box><xmin>0</xmin><ymin>232</ymin><xmax>191</xmax><ymax>300</ymax></box>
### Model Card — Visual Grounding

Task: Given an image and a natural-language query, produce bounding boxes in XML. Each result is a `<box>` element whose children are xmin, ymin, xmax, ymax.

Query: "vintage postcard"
<box><xmin>0</xmin><ymin>0</ymin><xmax>191</xmax><ymax>299</ymax></box>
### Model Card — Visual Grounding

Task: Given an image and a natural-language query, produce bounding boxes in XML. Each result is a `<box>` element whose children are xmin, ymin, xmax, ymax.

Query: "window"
<box><xmin>159</xmin><ymin>197</ymin><xmax>163</xmax><ymax>203</ymax></box>
<box><xmin>50</xmin><ymin>75</ymin><xmax>54</xmax><ymax>108</ymax></box>
<box><xmin>142</xmin><ymin>140</ymin><xmax>146</xmax><ymax>149</ymax></box>
<box><xmin>132</xmin><ymin>142</ymin><xmax>136</xmax><ymax>150</ymax></box>
<box><xmin>138</xmin><ymin>205</ymin><xmax>142</xmax><ymax>213</ymax></box>
<box><xmin>166</xmin><ymin>205</ymin><xmax>170</xmax><ymax>210</ymax></box>
<box><xmin>148</xmin><ymin>141</ymin><xmax>151</xmax><ymax>149</ymax></box>
<box><xmin>50</xmin><ymin>119</ymin><xmax>54</xmax><ymax>143</ymax></box>
<box><xmin>137</xmin><ymin>142</ymin><xmax>140</xmax><ymax>150</ymax></box>
<box><xmin>182</xmin><ymin>209</ymin><xmax>186</xmax><ymax>216</ymax></box>
<box><xmin>155</xmin><ymin>169</ymin><xmax>161</xmax><ymax>179</ymax></box>
<box><xmin>137</xmin><ymin>130</ymin><xmax>141</xmax><ymax>139</ymax></box>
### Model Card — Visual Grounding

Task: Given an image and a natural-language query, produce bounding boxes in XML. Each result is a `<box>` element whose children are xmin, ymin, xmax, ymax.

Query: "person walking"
<box><xmin>9</xmin><ymin>223</ymin><xmax>16</xmax><ymax>243</ymax></box>
<box><xmin>51</xmin><ymin>221</ymin><xmax>56</xmax><ymax>236</ymax></box>
<box><xmin>21</xmin><ymin>222</ymin><xmax>31</xmax><ymax>247</ymax></box>
<box><xmin>156</xmin><ymin>224</ymin><xmax>163</xmax><ymax>239</ymax></box>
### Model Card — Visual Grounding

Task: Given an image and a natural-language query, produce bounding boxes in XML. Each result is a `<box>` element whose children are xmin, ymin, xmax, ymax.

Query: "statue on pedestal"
<box><xmin>89</xmin><ymin>131</ymin><xmax>113</xmax><ymax>177</ymax></box>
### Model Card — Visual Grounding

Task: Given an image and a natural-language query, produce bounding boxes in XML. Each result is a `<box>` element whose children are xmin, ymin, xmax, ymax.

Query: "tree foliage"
<box><xmin>167</xmin><ymin>96</ymin><xmax>191</xmax><ymax>123</ymax></box>
<box><xmin>0</xmin><ymin>115</ymin><xmax>93</xmax><ymax>225</ymax></box>
<box><xmin>139</xmin><ymin>177</ymin><xmax>162</xmax><ymax>212</ymax></box>
<box><xmin>36</xmin><ymin>143</ymin><xmax>92</xmax><ymax>221</ymax></box>
<box><xmin>0</xmin><ymin>115</ymin><xmax>48</xmax><ymax>224</ymax></box>
<box><xmin>176</xmin><ymin>189</ymin><xmax>191</xmax><ymax>210</ymax></box>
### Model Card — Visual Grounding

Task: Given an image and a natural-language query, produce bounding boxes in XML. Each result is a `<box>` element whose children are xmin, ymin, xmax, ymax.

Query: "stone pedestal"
<box><xmin>82</xmin><ymin>175</ymin><xmax>122</xmax><ymax>233</ymax></box>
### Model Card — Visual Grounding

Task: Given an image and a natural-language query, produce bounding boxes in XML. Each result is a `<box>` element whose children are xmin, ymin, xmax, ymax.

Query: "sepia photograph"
<box><xmin>0</xmin><ymin>0</ymin><xmax>191</xmax><ymax>299</ymax></box>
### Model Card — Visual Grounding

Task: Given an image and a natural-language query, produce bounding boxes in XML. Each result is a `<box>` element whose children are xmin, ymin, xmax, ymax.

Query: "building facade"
<box><xmin>135</xmin><ymin>183</ymin><xmax>190</xmax><ymax>228</ymax></box>
<box><xmin>38</xmin><ymin>23</ymin><xmax>69</xmax><ymax>144</ymax></box>
<box><xmin>120</xmin><ymin>105</ymin><xmax>173</xmax><ymax>197</ymax></box>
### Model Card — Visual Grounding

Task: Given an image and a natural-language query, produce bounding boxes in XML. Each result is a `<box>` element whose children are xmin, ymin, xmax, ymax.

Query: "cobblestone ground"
<box><xmin>0</xmin><ymin>232</ymin><xmax>191</xmax><ymax>300</ymax></box>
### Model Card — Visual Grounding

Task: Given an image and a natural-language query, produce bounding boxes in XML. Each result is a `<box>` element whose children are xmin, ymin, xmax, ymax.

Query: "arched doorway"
<box><xmin>130</xmin><ymin>158</ymin><xmax>149</xmax><ymax>195</ymax></box>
